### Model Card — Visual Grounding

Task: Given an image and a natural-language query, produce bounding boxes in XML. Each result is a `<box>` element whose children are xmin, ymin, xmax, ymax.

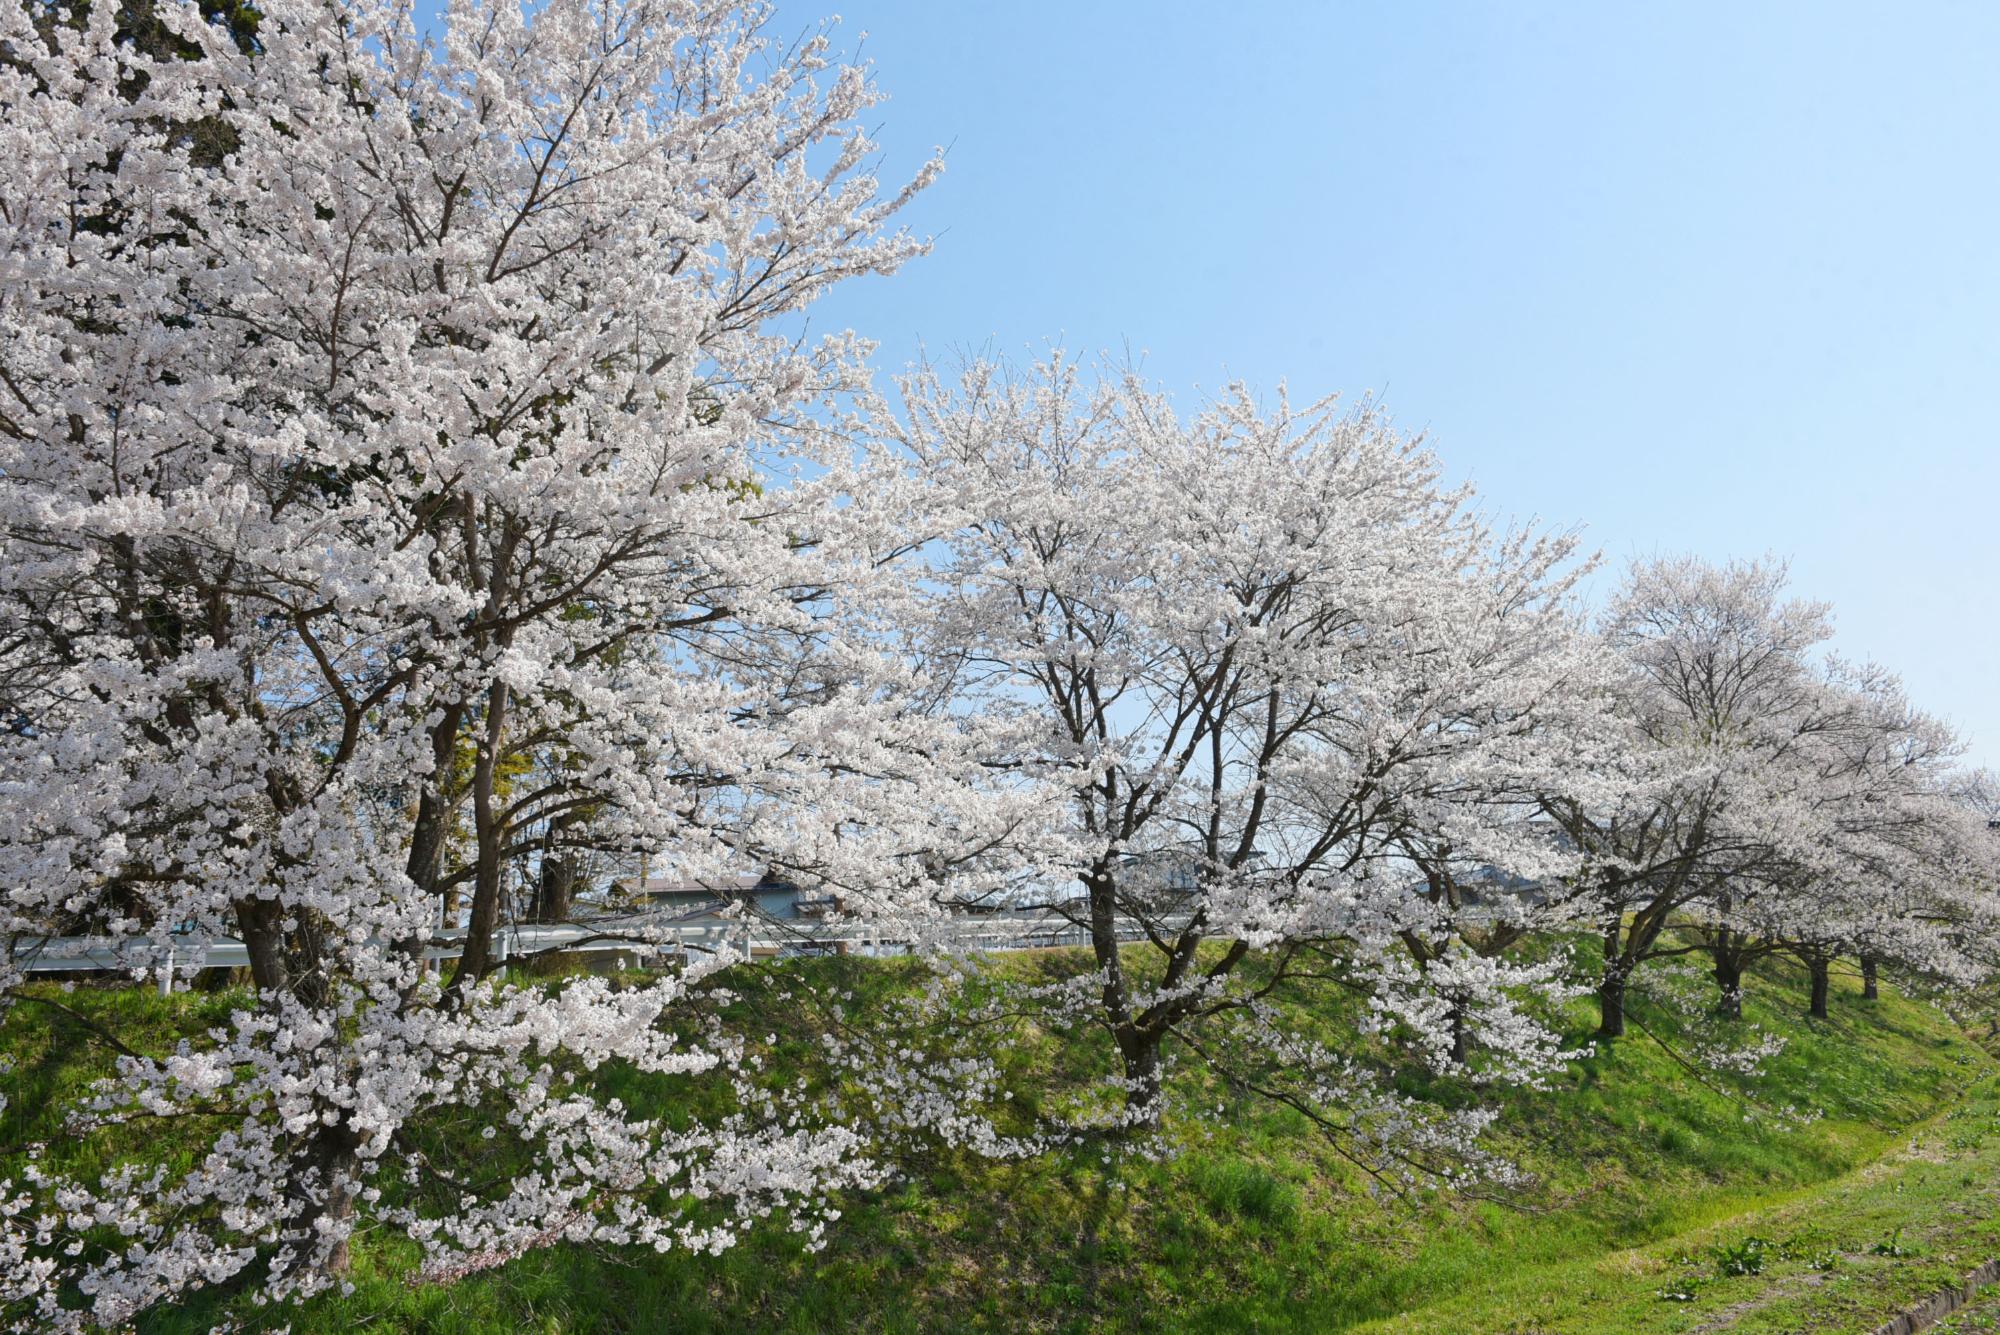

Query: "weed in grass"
<box><xmin>1870</xmin><ymin>1226</ymin><xmax>1915</xmax><ymax>1257</ymax></box>
<box><xmin>1710</xmin><ymin>1233</ymin><xmax>1771</xmax><ymax>1277</ymax></box>
<box><xmin>1769</xmin><ymin>1232</ymin><xmax>1844</xmax><ymax>1272</ymax></box>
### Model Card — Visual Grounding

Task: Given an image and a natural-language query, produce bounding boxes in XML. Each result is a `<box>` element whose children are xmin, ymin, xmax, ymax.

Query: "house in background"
<box><xmin>612</xmin><ymin>868</ymin><xmax>840</xmax><ymax>922</ymax></box>
<box><xmin>1432</xmin><ymin>864</ymin><xmax>1551</xmax><ymax>909</ymax></box>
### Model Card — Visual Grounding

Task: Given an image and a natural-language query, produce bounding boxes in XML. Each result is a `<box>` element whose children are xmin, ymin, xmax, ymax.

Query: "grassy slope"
<box><xmin>1358</xmin><ymin>1068</ymin><xmax>2000</xmax><ymax>1333</ymax></box>
<box><xmin>3</xmin><ymin>955</ymin><xmax>1994</xmax><ymax>1334</ymax></box>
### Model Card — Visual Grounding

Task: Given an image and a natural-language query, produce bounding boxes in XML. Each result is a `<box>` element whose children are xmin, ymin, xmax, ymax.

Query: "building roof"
<box><xmin>618</xmin><ymin>873</ymin><xmax>779</xmax><ymax>899</ymax></box>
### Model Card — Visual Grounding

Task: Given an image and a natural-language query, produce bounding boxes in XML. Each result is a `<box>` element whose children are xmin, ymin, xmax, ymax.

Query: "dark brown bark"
<box><xmin>449</xmin><ymin>679</ymin><xmax>512</xmax><ymax>993</ymax></box>
<box><xmin>529</xmin><ymin>855</ymin><xmax>575</xmax><ymax>924</ymax></box>
<box><xmin>1861</xmin><ymin>954</ymin><xmax>1880</xmax><ymax>1001</ymax></box>
<box><xmin>1115</xmin><ymin>1027</ymin><xmax>1165</xmax><ymax>1128</ymax></box>
<box><xmin>1597</xmin><ymin>973</ymin><xmax>1627</xmax><ymax>1039</ymax></box>
<box><xmin>1079</xmin><ymin>860</ymin><xmax>1188</xmax><ymax>1129</ymax></box>
<box><xmin>1081</xmin><ymin>862</ymin><xmax>1154</xmax><ymax>1125</ymax></box>
<box><xmin>528</xmin><ymin>812</ymin><xmax>580</xmax><ymax>923</ymax></box>
<box><xmin>1597</xmin><ymin>916</ymin><xmax>1630</xmax><ymax>1039</ymax></box>
<box><xmin>1712</xmin><ymin>952</ymin><xmax>1744</xmax><ymax>1021</ymax></box>
<box><xmin>405</xmin><ymin>703</ymin><xmax>465</xmax><ymax>881</ymax></box>
<box><xmin>280</xmin><ymin>1122</ymin><xmax>362</xmax><ymax>1280</ymax></box>
<box><xmin>236</xmin><ymin>898</ymin><xmax>290</xmax><ymax>995</ymax></box>
<box><xmin>395</xmin><ymin>701</ymin><xmax>466</xmax><ymax>981</ymax></box>
<box><xmin>1808</xmin><ymin>956</ymin><xmax>1831</xmax><ymax>1019</ymax></box>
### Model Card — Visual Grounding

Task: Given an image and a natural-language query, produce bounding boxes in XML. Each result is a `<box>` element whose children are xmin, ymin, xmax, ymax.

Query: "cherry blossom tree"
<box><xmin>1671</xmin><ymin>660</ymin><xmax>1961</xmax><ymax>1018</ymax></box>
<box><xmin>872</xmin><ymin>356</ymin><xmax>1619</xmax><ymax>1178</ymax></box>
<box><xmin>1783</xmin><ymin>681</ymin><xmax>1995</xmax><ymax>1014</ymax></box>
<box><xmin>0</xmin><ymin>0</ymin><xmax>1042</xmax><ymax>1323</ymax></box>
<box><xmin>1959</xmin><ymin>770</ymin><xmax>2000</xmax><ymax>828</ymax></box>
<box><xmin>1541</xmin><ymin>557</ymin><xmax>1997</xmax><ymax>1034</ymax></box>
<box><xmin>1536</xmin><ymin>557</ymin><xmax>1846</xmax><ymax>1033</ymax></box>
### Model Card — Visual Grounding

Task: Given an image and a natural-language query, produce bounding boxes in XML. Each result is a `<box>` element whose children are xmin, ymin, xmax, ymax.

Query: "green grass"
<box><xmin>1354</xmin><ymin>1073</ymin><xmax>2000</xmax><ymax>1334</ymax></box>
<box><xmin>4</xmin><ymin>952</ymin><xmax>1994</xmax><ymax>1334</ymax></box>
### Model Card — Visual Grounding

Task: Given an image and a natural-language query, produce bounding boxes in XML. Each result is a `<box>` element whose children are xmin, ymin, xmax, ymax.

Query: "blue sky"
<box><xmin>409</xmin><ymin>1</ymin><xmax>1997</xmax><ymax>764</ymax></box>
<box><xmin>786</xmin><ymin>2</ymin><xmax>1998</xmax><ymax>766</ymax></box>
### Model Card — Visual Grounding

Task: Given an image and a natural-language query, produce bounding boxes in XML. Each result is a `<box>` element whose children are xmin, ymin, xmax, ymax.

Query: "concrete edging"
<box><xmin>1866</xmin><ymin>1257</ymin><xmax>2000</xmax><ymax>1335</ymax></box>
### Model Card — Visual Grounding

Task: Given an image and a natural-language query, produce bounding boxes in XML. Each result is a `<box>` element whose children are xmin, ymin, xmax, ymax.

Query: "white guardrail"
<box><xmin>7</xmin><ymin>912</ymin><xmax>1152</xmax><ymax>995</ymax></box>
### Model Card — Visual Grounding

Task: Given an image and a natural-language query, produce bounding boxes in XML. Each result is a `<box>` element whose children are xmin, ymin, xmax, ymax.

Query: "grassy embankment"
<box><xmin>3</xmin><ymin>949</ymin><xmax>1995</xmax><ymax>1334</ymax></box>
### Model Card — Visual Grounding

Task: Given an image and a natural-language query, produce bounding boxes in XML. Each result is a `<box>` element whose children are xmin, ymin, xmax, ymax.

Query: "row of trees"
<box><xmin>0</xmin><ymin>0</ymin><xmax>1993</xmax><ymax>1326</ymax></box>
<box><xmin>867</xmin><ymin>363</ymin><xmax>1997</xmax><ymax>1143</ymax></box>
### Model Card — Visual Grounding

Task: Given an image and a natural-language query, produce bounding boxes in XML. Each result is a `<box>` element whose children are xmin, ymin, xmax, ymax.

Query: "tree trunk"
<box><xmin>530</xmin><ymin>813</ymin><xmax>579</xmax><ymax>923</ymax></box>
<box><xmin>530</xmin><ymin>855</ymin><xmax>575</xmax><ymax>923</ymax></box>
<box><xmin>1808</xmin><ymin>956</ymin><xmax>1831</xmax><ymax>1019</ymax></box>
<box><xmin>1116</xmin><ymin>1027</ymin><xmax>1165</xmax><ymax>1129</ymax></box>
<box><xmin>1597</xmin><ymin>973</ymin><xmax>1627</xmax><ymax>1039</ymax></box>
<box><xmin>396</xmin><ymin>700</ymin><xmax>466</xmax><ymax>982</ymax></box>
<box><xmin>1449</xmin><ymin>1003</ymin><xmax>1471</xmax><ymax>1066</ymax></box>
<box><xmin>1712</xmin><ymin>952</ymin><xmax>1744</xmax><ymax>1021</ymax></box>
<box><xmin>1082</xmin><ymin>861</ymin><xmax>1163</xmax><ymax>1130</ymax></box>
<box><xmin>280</xmin><ymin>1122</ymin><xmax>362</xmax><ymax>1281</ymax></box>
<box><xmin>1861</xmin><ymin>954</ymin><xmax>1879</xmax><ymax>1001</ymax></box>
<box><xmin>450</xmin><ymin>680</ymin><xmax>511</xmax><ymax>994</ymax></box>
<box><xmin>1596</xmin><ymin>915</ymin><xmax>1630</xmax><ymax>1039</ymax></box>
<box><xmin>236</xmin><ymin>899</ymin><xmax>361</xmax><ymax>1280</ymax></box>
<box><xmin>236</xmin><ymin>897</ymin><xmax>291</xmax><ymax>995</ymax></box>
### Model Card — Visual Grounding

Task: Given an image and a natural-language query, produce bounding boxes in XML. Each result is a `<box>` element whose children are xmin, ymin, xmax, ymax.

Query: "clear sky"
<box><xmin>405</xmin><ymin>1</ymin><xmax>1996</xmax><ymax>763</ymax></box>
<box><xmin>778</xmin><ymin>1</ymin><xmax>1998</xmax><ymax>767</ymax></box>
